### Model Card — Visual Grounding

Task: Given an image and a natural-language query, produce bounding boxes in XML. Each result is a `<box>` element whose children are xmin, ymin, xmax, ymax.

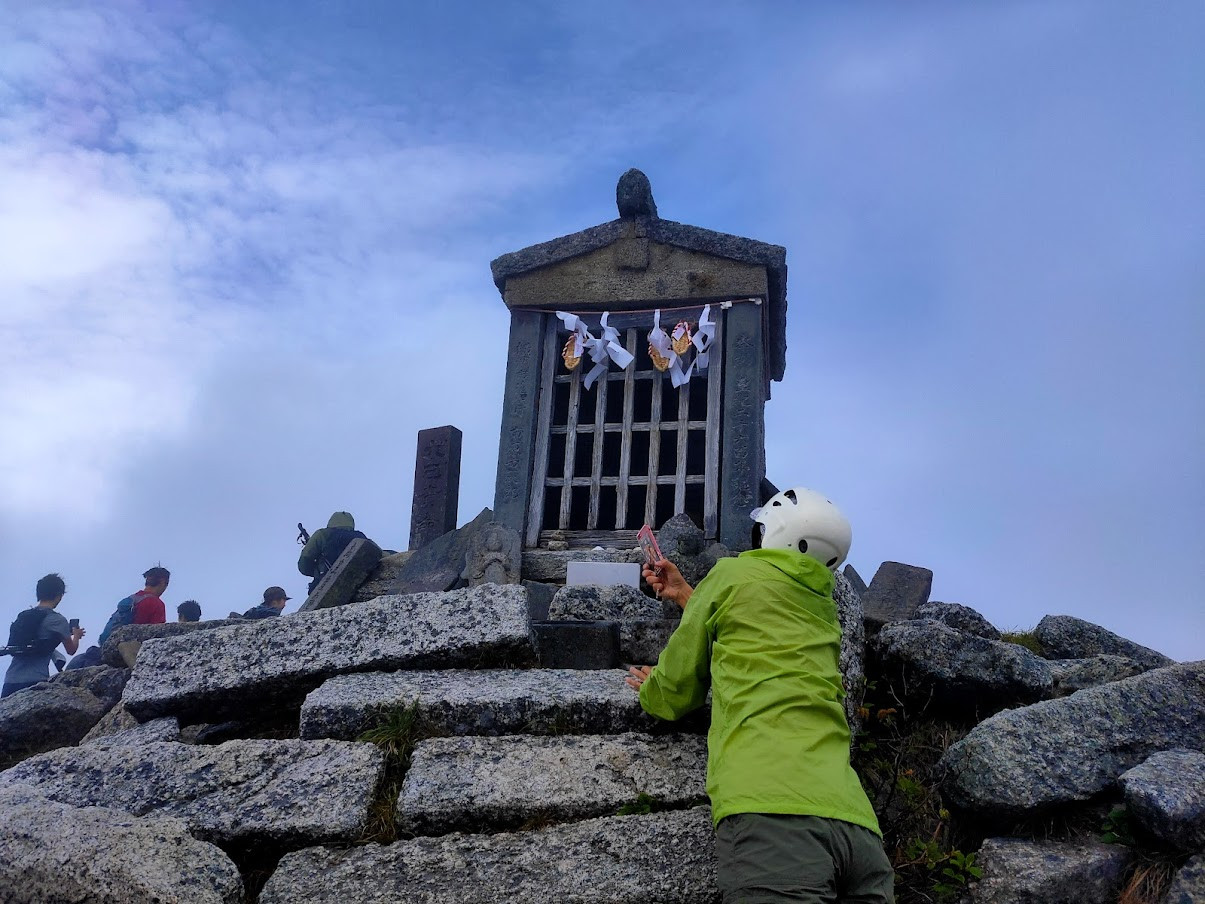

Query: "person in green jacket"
<box><xmin>297</xmin><ymin>511</ymin><xmax>366</xmax><ymax>593</ymax></box>
<box><xmin>628</xmin><ymin>487</ymin><xmax>894</xmax><ymax>904</ymax></box>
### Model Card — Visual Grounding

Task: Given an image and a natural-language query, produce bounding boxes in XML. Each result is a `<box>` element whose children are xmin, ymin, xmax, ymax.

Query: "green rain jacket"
<box><xmin>639</xmin><ymin>548</ymin><xmax>881</xmax><ymax>835</ymax></box>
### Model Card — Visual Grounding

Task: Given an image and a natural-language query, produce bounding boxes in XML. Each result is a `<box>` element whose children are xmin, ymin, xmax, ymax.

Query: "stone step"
<box><xmin>398</xmin><ymin>731</ymin><xmax>707</xmax><ymax>835</ymax></box>
<box><xmin>260</xmin><ymin>807</ymin><xmax>717</xmax><ymax>904</ymax></box>
<box><xmin>122</xmin><ymin>584</ymin><xmax>534</xmax><ymax>721</ymax></box>
<box><xmin>0</xmin><ymin>787</ymin><xmax>243</xmax><ymax>904</ymax></box>
<box><xmin>300</xmin><ymin>668</ymin><xmax>661</xmax><ymax>741</ymax></box>
<box><xmin>0</xmin><ymin>739</ymin><xmax>385</xmax><ymax>847</ymax></box>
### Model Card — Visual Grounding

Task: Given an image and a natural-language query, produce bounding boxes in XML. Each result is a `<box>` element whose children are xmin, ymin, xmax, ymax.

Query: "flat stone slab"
<box><xmin>522</xmin><ymin>547</ymin><xmax>643</xmax><ymax>583</ymax></box>
<box><xmin>122</xmin><ymin>584</ymin><xmax>534</xmax><ymax>721</ymax></box>
<box><xmin>861</xmin><ymin>560</ymin><xmax>932</xmax><ymax>628</ymax></box>
<box><xmin>102</xmin><ymin>619</ymin><xmax>239</xmax><ymax>668</ymax></box>
<box><xmin>549</xmin><ymin>584</ymin><xmax>676</xmax><ymax>621</ymax></box>
<box><xmin>0</xmin><ymin>682</ymin><xmax>105</xmax><ymax>769</ymax></box>
<box><xmin>299</xmin><ymin>537</ymin><xmax>383</xmax><ymax>611</ymax></box>
<box><xmin>399</xmin><ymin>732</ymin><xmax>708</xmax><ymax>835</ymax></box>
<box><xmin>967</xmin><ymin>838</ymin><xmax>1132</xmax><ymax>904</ymax></box>
<box><xmin>260</xmin><ymin>806</ymin><xmax>717</xmax><ymax>904</ymax></box>
<box><xmin>941</xmin><ymin>661</ymin><xmax>1205</xmax><ymax>819</ymax></box>
<box><xmin>0</xmin><ymin>739</ymin><xmax>385</xmax><ymax>847</ymax></box>
<box><xmin>0</xmin><ymin>787</ymin><xmax>243</xmax><ymax>904</ymax></box>
<box><xmin>82</xmin><ymin>703</ymin><xmax>179</xmax><ymax>747</ymax></box>
<box><xmin>1034</xmin><ymin>614</ymin><xmax>1173</xmax><ymax>670</ymax></box>
<box><xmin>619</xmin><ymin>619</ymin><xmax>680</xmax><ymax>664</ymax></box>
<box><xmin>1119</xmin><ymin>748</ymin><xmax>1205</xmax><ymax>851</ymax></box>
<box><xmin>1049</xmin><ymin>655</ymin><xmax>1146</xmax><ymax>697</ymax></box>
<box><xmin>300</xmin><ymin>668</ymin><xmax>655</xmax><ymax>741</ymax></box>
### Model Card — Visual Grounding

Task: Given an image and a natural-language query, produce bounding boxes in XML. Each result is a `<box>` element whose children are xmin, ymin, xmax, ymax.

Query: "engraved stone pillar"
<box><xmin>719</xmin><ymin>301</ymin><xmax>767</xmax><ymax>550</ymax></box>
<box><xmin>409</xmin><ymin>425</ymin><xmax>463</xmax><ymax>551</ymax></box>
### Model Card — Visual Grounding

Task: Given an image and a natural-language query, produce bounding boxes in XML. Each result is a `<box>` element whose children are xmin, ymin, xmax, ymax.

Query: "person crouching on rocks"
<box><xmin>626</xmin><ymin>487</ymin><xmax>894</xmax><ymax>904</ymax></box>
<box><xmin>3</xmin><ymin>573</ymin><xmax>85</xmax><ymax>698</ymax></box>
<box><xmin>242</xmin><ymin>587</ymin><xmax>290</xmax><ymax>620</ymax></box>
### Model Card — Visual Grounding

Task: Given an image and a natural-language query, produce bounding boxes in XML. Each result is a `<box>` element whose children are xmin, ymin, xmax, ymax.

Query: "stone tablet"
<box><xmin>861</xmin><ymin>561</ymin><xmax>933</xmax><ymax>629</ymax></box>
<box><xmin>409</xmin><ymin>425</ymin><xmax>462</xmax><ymax>551</ymax></box>
<box><xmin>299</xmin><ymin>537</ymin><xmax>383</xmax><ymax>611</ymax></box>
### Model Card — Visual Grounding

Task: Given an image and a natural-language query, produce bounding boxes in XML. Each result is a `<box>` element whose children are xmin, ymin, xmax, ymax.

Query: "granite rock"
<box><xmin>915</xmin><ymin>601</ymin><xmax>1001</xmax><ymax>640</ymax></box>
<box><xmin>49</xmin><ymin>663</ymin><xmax>130</xmax><ymax>711</ymax></box>
<box><xmin>531</xmin><ymin>620</ymin><xmax>621</xmax><ymax>669</ymax></box>
<box><xmin>1049</xmin><ymin>655</ymin><xmax>1146</xmax><ymax>697</ymax></box>
<box><xmin>0</xmin><ymin>682</ymin><xmax>106</xmax><ymax>767</ymax></box>
<box><xmin>82</xmin><ymin>702</ymin><xmax>179</xmax><ymax>747</ymax></box>
<box><xmin>549</xmin><ymin>584</ymin><xmax>676</xmax><ymax>621</ymax></box>
<box><xmin>1119</xmin><ymin>748</ymin><xmax>1205</xmax><ymax>851</ymax></box>
<box><xmin>861</xmin><ymin>561</ymin><xmax>932</xmax><ymax>630</ymax></box>
<box><xmin>871</xmin><ymin>620</ymin><xmax>1052</xmax><ymax>717</ymax></box>
<box><xmin>966</xmin><ymin>837</ymin><xmax>1132</xmax><ymax>904</ymax></box>
<box><xmin>382</xmin><ymin>507</ymin><xmax>494</xmax><ymax>595</ymax></box>
<box><xmin>655</xmin><ymin>513</ymin><xmax>735</xmax><ymax>587</ymax></box>
<box><xmin>842</xmin><ymin>564</ymin><xmax>868</xmax><ymax>596</ymax></box>
<box><xmin>1034</xmin><ymin>614</ymin><xmax>1173</xmax><ymax>670</ymax></box>
<box><xmin>122</xmin><ymin>584</ymin><xmax>534</xmax><ymax>721</ymax></box>
<box><xmin>101</xmin><ymin>619</ymin><xmax>239</xmax><ymax>668</ymax></box>
<box><xmin>619</xmin><ymin>619</ymin><xmax>680</xmax><ymax>665</ymax></box>
<box><xmin>300</xmin><ymin>668</ymin><xmax>655</xmax><ymax>741</ymax></box>
<box><xmin>521</xmin><ymin>547</ymin><xmax>644</xmax><ymax>583</ymax></box>
<box><xmin>941</xmin><ymin>661</ymin><xmax>1205</xmax><ymax>819</ymax></box>
<box><xmin>398</xmin><ymin>732</ymin><xmax>707</xmax><ymax>834</ymax></box>
<box><xmin>0</xmin><ymin>739</ymin><xmax>386</xmax><ymax>846</ymax></box>
<box><xmin>260</xmin><ymin>807</ymin><xmax>717</xmax><ymax>904</ymax></box>
<box><xmin>833</xmin><ymin>570</ymin><xmax>867</xmax><ymax>732</ymax></box>
<box><xmin>1164</xmin><ymin>854</ymin><xmax>1205</xmax><ymax>904</ymax></box>
<box><xmin>523</xmin><ymin>579</ymin><xmax>557</xmax><ymax>621</ymax></box>
<box><xmin>299</xmin><ymin>537</ymin><xmax>383</xmax><ymax>611</ymax></box>
<box><xmin>352</xmin><ymin>550</ymin><xmax>413</xmax><ymax>603</ymax></box>
<box><xmin>0</xmin><ymin>787</ymin><xmax>243</xmax><ymax>904</ymax></box>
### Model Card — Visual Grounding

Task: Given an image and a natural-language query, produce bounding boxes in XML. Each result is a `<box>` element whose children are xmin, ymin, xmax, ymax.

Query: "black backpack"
<box><xmin>3</xmin><ymin>608</ymin><xmax>57</xmax><ymax>657</ymax></box>
<box><xmin>318</xmin><ymin>527</ymin><xmax>367</xmax><ymax>574</ymax></box>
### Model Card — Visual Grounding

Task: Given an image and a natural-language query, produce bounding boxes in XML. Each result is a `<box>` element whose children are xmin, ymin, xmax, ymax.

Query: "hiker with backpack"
<box><xmin>97</xmin><ymin>566</ymin><xmax>171</xmax><ymax>646</ymax></box>
<box><xmin>2</xmin><ymin>574</ymin><xmax>85</xmax><ymax>698</ymax></box>
<box><xmin>241</xmin><ymin>586</ymin><xmax>291</xmax><ymax>620</ymax></box>
<box><xmin>297</xmin><ymin>512</ymin><xmax>367</xmax><ymax>593</ymax></box>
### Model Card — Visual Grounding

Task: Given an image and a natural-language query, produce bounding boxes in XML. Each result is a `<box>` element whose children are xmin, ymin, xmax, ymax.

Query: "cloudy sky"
<box><xmin>2</xmin><ymin>1</ymin><xmax>1201</xmax><ymax>661</ymax></box>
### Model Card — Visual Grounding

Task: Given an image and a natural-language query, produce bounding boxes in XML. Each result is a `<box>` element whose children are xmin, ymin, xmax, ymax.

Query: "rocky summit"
<box><xmin>0</xmin><ymin>552</ymin><xmax>1193</xmax><ymax>904</ymax></box>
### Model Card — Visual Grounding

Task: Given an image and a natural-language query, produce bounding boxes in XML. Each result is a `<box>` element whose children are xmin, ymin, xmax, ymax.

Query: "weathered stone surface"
<box><xmin>1049</xmin><ymin>655</ymin><xmax>1146</xmax><ymax>697</ymax></box>
<box><xmin>966</xmin><ymin>837</ymin><xmax>1132</xmax><ymax>904</ymax></box>
<box><xmin>0</xmin><ymin>739</ymin><xmax>385</xmax><ymax>846</ymax></box>
<box><xmin>410</xmin><ymin>425</ymin><xmax>463</xmax><ymax>551</ymax></box>
<box><xmin>387</xmin><ymin>507</ymin><xmax>493</xmax><ymax>595</ymax></box>
<box><xmin>82</xmin><ymin>702</ymin><xmax>179</xmax><ymax>747</ymax></box>
<box><xmin>101</xmin><ymin>619</ymin><xmax>239</xmax><ymax>668</ymax></box>
<box><xmin>861</xmin><ymin>561</ymin><xmax>932</xmax><ymax>629</ymax></box>
<box><xmin>833</xmin><ymin>570</ymin><xmax>867</xmax><ymax>732</ymax></box>
<box><xmin>0</xmin><ymin>787</ymin><xmax>243</xmax><ymax>904</ymax></box>
<box><xmin>531</xmin><ymin>620</ymin><xmax>620</xmax><ymax>669</ymax></box>
<box><xmin>261</xmin><ymin>806</ymin><xmax>717</xmax><ymax>904</ymax></box>
<box><xmin>842</xmin><ymin>564</ymin><xmax>868</xmax><ymax>596</ymax></box>
<box><xmin>299</xmin><ymin>537</ymin><xmax>383</xmax><ymax>611</ymax></box>
<box><xmin>1034</xmin><ymin>614</ymin><xmax>1174</xmax><ymax>670</ymax></box>
<box><xmin>549</xmin><ymin>584</ymin><xmax>677</xmax><ymax>621</ymax></box>
<box><xmin>915</xmin><ymin>601</ymin><xmax>1001</xmax><ymax>640</ymax></box>
<box><xmin>523</xmin><ymin>579</ymin><xmax>556</xmax><ymax>621</ymax></box>
<box><xmin>619</xmin><ymin>619</ymin><xmax>680</xmax><ymax>665</ymax></box>
<box><xmin>1164</xmin><ymin>854</ymin><xmax>1205</xmax><ymax>904</ymax></box>
<box><xmin>871</xmin><ymin>620</ymin><xmax>1052</xmax><ymax>716</ymax></box>
<box><xmin>0</xmin><ymin>682</ymin><xmax>105</xmax><ymax>767</ymax></box>
<box><xmin>352</xmin><ymin>550</ymin><xmax>413</xmax><ymax>603</ymax></box>
<box><xmin>655</xmin><ymin>513</ymin><xmax>734</xmax><ymax>587</ymax></box>
<box><xmin>399</xmin><ymin>732</ymin><xmax>707</xmax><ymax>834</ymax></box>
<box><xmin>616</xmin><ymin>168</ymin><xmax>658</xmax><ymax>219</ymax></box>
<box><xmin>461</xmin><ymin>522</ymin><xmax>521</xmax><ymax>587</ymax></box>
<box><xmin>522</xmin><ymin>547</ymin><xmax>644</xmax><ymax>583</ymax></box>
<box><xmin>941</xmin><ymin>661</ymin><xmax>1205</xmax><ymax>819</ymax></box>
<box><xmin>122</xmin><ymin>584</ymin><xmax>534</xmax><ymax>720</ymax></box>
<box><xmin>49</xmin><ymin>663</ymin><xmax>130</xmax><ymax>711</ymax></box>
<box><xmin>1119</xmin><ymin>748</ymin><xmax>1205</xmax><ymax>851</ymax></box>
<box><xmin>300</xmin><ymin>668</ymin><xmax>655</xmax><ymax>741</ymax></box>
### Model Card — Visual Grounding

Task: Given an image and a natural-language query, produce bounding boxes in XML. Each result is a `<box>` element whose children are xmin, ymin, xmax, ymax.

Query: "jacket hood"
<box><xmin>743</xmin><ymin>547</ymin><xmax>835</xmax><ymax>597</ymax></box>
<box><xmin>327</xmin><ymin>511</ymin><xmax>355</xmax><ymax>529</ymax></box>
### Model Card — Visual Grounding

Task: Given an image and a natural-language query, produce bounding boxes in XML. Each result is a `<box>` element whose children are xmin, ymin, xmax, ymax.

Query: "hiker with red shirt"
<box><xmin>131</xmin><ymin>566</ymin><xmax>170</xmax><ymax>625</ymax></box>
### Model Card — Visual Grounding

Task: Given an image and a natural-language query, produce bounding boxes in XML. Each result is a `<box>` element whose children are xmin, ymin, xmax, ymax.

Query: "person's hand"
<box><xmin>72</xmin><ymin>626</ymin><xmax>86</xmax><ymax>641</ymax></box>
<box><xmin>642</xmin><ymin>558</ymin><xmax>693</xmax><ymax>610</ymax></box>
<box><xmin>625</xmin><ymin>665</ymin><xmax>652</xmax><ymax>691</ymax></box>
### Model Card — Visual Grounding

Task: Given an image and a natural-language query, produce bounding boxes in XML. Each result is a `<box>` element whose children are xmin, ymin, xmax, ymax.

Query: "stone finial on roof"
<box><xmin>616</xmin><ymin>169</ymin><xmax>657</xmax><ymax>219</ymax></box>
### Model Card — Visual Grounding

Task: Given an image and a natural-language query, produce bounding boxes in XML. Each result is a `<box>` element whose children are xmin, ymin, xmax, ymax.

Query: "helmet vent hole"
<box><xmin>827</xmin><ymin>556</ymin><xmax>838</xmax><ymax>567</ymax></box>
<box><xmin>797</xmin><ymin>539</ymin><xmax>808</xmax><ymax>553</ymax></box>
<box><xmin>771</xmin><ymin>500</ymin><xmax>782</xmax><ymax>507</ymax></box>
<box><xmin>784</xmin><ymin>489</ymin><xmax>798</xmax><ymax>504</ymax></box>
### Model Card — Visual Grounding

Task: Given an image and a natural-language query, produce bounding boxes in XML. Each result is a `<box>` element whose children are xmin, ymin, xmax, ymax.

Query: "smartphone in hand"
<box><xmin>69</xmin><ymin>618</ymin><xmax>80</xmax><ymax>629</ymax></box>
<box><xmin>637</xmin><ymin>525</ymin><xmax>664</xmax><ymax>576</ymax></box>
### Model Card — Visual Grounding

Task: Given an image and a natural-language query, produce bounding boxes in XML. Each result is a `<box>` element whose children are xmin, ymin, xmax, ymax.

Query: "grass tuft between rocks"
<box><xmin>999</xmin><ymin>629</ymin><xmax>1044</xmax><ymax>656</ymax></box>
<box><xmin>356</xmin><ymin>702</ymin><xmax>421</xmax><ymax>844</ymax></box>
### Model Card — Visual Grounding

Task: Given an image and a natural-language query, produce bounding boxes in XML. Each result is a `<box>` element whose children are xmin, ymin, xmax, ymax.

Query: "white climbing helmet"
<box><xmin>753</xmin><ymin>487</ymin><xmax>852</xmax><ymax>571</ymax></box>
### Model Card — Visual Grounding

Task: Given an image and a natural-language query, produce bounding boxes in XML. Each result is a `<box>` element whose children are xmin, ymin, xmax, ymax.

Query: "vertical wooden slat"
<box><xmin>616</xmin><ymin>328</ymin><xmax>638</xmax><ymax>528</ymax></box>
<box><xmin>703</xmin><ymin>311</ymin><xmax>725</xmax><ymax>541</ymax></box>
<box><xmin>645</xmin><ymin>367</ymin><xmax>663</xmax><ymax>527</ymax></box>
<box><xmin>587</xmin><ymin>367</ymin><xmax>608</xmax><ymax>529</ymax></box>
<box><xmin>559</xmin><ymin>365</ymin><xmax>582</xmax><ymax>530</ymax></box>
<box><xmin>675</xmin><ymin>378</ymin><xmax>690</xmax><ymax>511</ymax></box>
<box><xmin>526</xmin><ymin>323</ymin><xmax>560</xmax><ymax>548</ymax></box>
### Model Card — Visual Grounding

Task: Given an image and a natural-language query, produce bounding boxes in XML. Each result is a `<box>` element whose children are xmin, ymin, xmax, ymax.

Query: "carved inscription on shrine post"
<box><xmin>409</xmin><ymin>425</ymin><xmax>463</xmax><ymax>551</ymax></box>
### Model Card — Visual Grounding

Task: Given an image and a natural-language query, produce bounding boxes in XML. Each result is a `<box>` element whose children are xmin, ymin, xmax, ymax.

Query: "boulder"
<box><xmin>121</xmin><ymin>584</ymin><xmax>534</xmax><ymax>721</ymax></box>
<box><xmin>300</xmin><ymin>668</ymin><xmax>656</xmax><ymax>741</ymax></box>
<box><xmin>259</xmin><ymin>807</ymin><xmax>717</xmax><ymax>903</ymax></box>
<box><xmin>530</xmin><ymin>620</ymin><xmax>621</xmax><ymax>669</ymax></box>
<box><xmin>833</xmin><ymin>570</ymin><xmax>867</xmax><ymax>732</ymax></box>
<box><xmin>1049</xmin><ymin>655</ymin><xmax>1146</xmax><ymax>697</ymax></box>
<box><xmin>655</xmin><ymin>513</ymin><xmax>734</xmax><ymax>587</ymax></box>
<box><xmin>871</xmin><ymin>620</ymin><xmax>1052</xmax><ymax>717</ymax></box>
<box><xmin>966</xmin><ymin>837</ymin><xmax>1132</xmax><ymax>904</ymax></box>
<box><xmin>0</xmin><ymin>739</ymin><xmax>385</xmax><ymax>847</ymax></box>
<box><xmin>0</xmin><ymin>682</ymin><xmax>105</xmax><ymax>768</ymax></box>
<box><xmin>619</xmin><ymin>619</ymin><xmax>680</xmax><ymax>665</ymax></box>
<box><xmin>915</xmin><ymin>601</ymin><xmax>1001</xmax><ymax>640</ymax></box>
<box><xmin>380</xmin><ymin>507</ymin><xmax>494</xmax><ymax>595</ymax></box>
<box><xmin>299</xmin><ymin>537</ymin><xmax>383</xmax><ymax>611</ymax></box>
<box><xmin>1034</xmin><ymin>615</ymin><xmax>1173</xmax><ymax>670</ymax></box>
<box><xmin>941</xmin><ymin>661</ymin><xmax>1205</xmax><ymax>819</ymax></box>
<box><xmin>549</xmin><ymin>584</ymin><xmax>676</xmax><ymax>621</ymax></box>
<box><xmin>1164</xmin><ymin>854</ymin><xmax>1205</xmax><ymax>904</ymax></box>
<box><xmin>101</xmin><ymin>619</ymin><xmax>240</xmax><ymax>668</ymax></box>
<box><xmin>49</xmin><ymin>663</ymin><xmax>130</xmax><ymax>711</ymax></box>
<box><xmin>0</xmin><ymin>787</ymin><xmax>243</xmax><ymax>904</ymax></box>
<box><xmin>398</xmin><ymin>732</ymin><xmax>708</xmax><ymax>835</ymax></box>
<box><xmin>352</xmin><ymin>550</ymin><xmax>413</xmax><ymax>603</ymax></box>
<box><xmin>861</xmin><ymin>561</ymin><xmax>932</xmax><ymax>630</ymax></box>
<box><xmin>82</xmin><ymin>702</ymin><xmax>179</xmax><ymax>747</ymax></box>
<box><xmin>842</xmin><ymin>564</ymin><xmax>868</xmax><ymax>595</ymax></box>
<box><xmin>522</xmin><ymin>547</ymin><xmax>644</xmax><ymax>583</ymax></box>
<box><xmin>1119</xmin><ymin>748</ymin><xmax>1205</xmax><ymax>851</ymax></box>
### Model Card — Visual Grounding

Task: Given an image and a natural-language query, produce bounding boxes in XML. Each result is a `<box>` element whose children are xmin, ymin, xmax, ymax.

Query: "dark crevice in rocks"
<box><xmin>222</xmin><ymin>843</ymin><xmax>285</xmax><ymax>904</ymax></box>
